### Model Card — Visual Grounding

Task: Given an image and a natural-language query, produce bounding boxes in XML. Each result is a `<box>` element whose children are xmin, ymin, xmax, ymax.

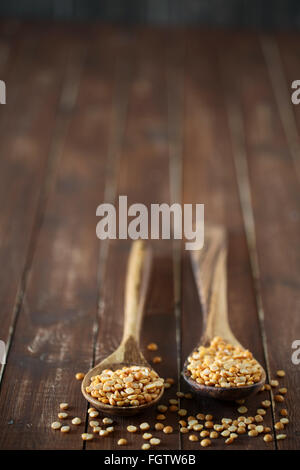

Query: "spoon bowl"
<box><xmin>182</xmin><ymin>352</ymin><xmax>266</xmax><ymax>401</ymax></box>
<box><xmin>82</xmin><ymin>338</ymin><xmax>164</xmax><ymax>416</ymax></box>
<box><xmin>81</xmin><ymin>240</ymin><xmax>164</xmax><ymax>416</ymax></box>
<box><xmin>182</xmin><ymin>225</ymin><xmax>266</xmax><ymax>401</ymax></box>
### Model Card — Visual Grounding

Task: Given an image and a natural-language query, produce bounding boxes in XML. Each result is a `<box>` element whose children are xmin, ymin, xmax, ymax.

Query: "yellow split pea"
<box><xmin>75</xmin><ymin>372</ymin><xmax>85</xmax><ymax>381</ymax></box>
<box><xmin>118</xmin><ymin>438</ymin><xmax>127</xmax><ymax>446</ymax></box>
<box><xmin>147</xmin><ymin>343</ymin><xmax>158</xmax><ymax>351</ymax></box>
<box><xmin>187</xmin><ymin>336</ymin><xmax>263</xmax><ymax>388</ymax></box>
<box><xmin>85</xmin><ymin>366</ymin><xmax>164</xmax><ymax>407</ymax></box>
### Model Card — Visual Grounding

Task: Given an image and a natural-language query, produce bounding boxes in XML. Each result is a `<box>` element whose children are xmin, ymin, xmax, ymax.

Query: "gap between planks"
<box><xmin>167</xmin><ymin>32</ymin><xmax>185</xmax><ymax>450</ymax></box>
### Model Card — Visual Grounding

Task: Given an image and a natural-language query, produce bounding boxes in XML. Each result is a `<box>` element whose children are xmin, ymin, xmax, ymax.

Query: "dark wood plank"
<box><xmin>0</xmin><ymin>20</ymin><xmax>20</xmax><ymax>77</ymax></box>
<box><xmin>181</xmin><ymin>31</ymin><xmax>275</xmax><ymax>450</ymax></box>
<box><xmin>0</xmin><ymin>24</ymin><xmax>82</xmax><ymax>378</ymax></box>
<box><xmin>272</xmin><ymin>33</ymin><xmax>300</xmax><ymax>181</ymax></box>
<box><xmin>87</xmin><ymin>28</ymin><xmax>181</xmax><ymax>450</ymax></box>
<box><xmin>0</xmin><ymin>27</ymin><xmax>121</xmax><ymax>449</ymax></box>
<box><xmin>220</xmin><ymin>32</ymin><xmax>300</xmax><ymax>450</ymax></box>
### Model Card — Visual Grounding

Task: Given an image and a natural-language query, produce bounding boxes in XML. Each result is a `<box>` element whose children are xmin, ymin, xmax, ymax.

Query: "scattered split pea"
<box><xmin>59</xmin><ymin>403</ymin><xmax>69</xmax><ymax>410</ymax></box>
<box><xmin>152</xmin><ymin>357</ymin><xmax>162</xmax><ymax>364</ymax></box>
<box><xmin>89</xmin><ymin>420</ymin><xmax>99</xmax><ymax>427</ymax></box>
<box><xmin>156</xmin><ymin>414</ymin><xmax>166</xmax><ymax>421</ymax></box>
<box><xmin>169</xmin><ymin>399</ymin><xmax>178</xmax><ymax>405</ymax></box>
<box><xmin>155</xmin><ymin>423</ymin><xmax>164</xmax><ymax>431</ymax></box>
<box><xmin>117</xmin><ymin>438</ymin><xmax>127</xmax><ymax>446</ymax></box>
<box><xmin>200</xmin><ymin>438</ymin><xmax>211</xmax><ymax>447</ymax></box>
<box><xmin>140</xmin><ymin>422</ymin><xmax>150</xmax><ymax>431</ymax></box>
<box><xmin>225</xmin><ymin>437</ymin><xmax>235</xmax><ymax>445</ymax></box>
<box><xmin>280</xmin><ymin>418</ymin><xmax>289</xmax><ymax>425</ymax></box>
<box><xmin>157</xmin><ymin>405</ymin><xmax>168</xmax><ymax>413</ymax></box>
<box><xmin>169</xmin><ymin>405</ymin><xmax>178</xmax><ymax>412</ymax></box>
<box><xmin>75</xmin><ymin>372</ymin><xmax>85</xmax><ymax>381</ymax></box>
<box><xmin>103</xmin><ymin>417</ymin><xmax>113</xmax><ymax>425</ymax></box>
<box><xmin>270</xmin><ymin>380</ymin><xmax>279</xmax><ymax>387</ymax></box>
<box><xmin>51</xmin><ymin>421</ymin><xmax>61</xmax><ymax>430</ymax></box>
<box><xmin>163</xmin><ymin>426</ymin><xmax>173</xmax><ymax>434</ymax></box>
<box><xmin>237</xmin><ymin>406</ymin><xmax>248</xmax><ymax>414</ymax></box>
<box><xmin>180</xmin><ymin>427</ymin><xmax>188</xmax><ymax>434</ymax></box>
<box><xmin>61</xmin><ymin>426</ymin><xmax>70</xmax><ymax>433</ymax></box>
<box><xmin>147</xmin><ymin>343</ymin><xmax>158</xmax><ymax>351</ymax></box>
<box><xmin>166</xmin><ymin>378</ymin><xmax>175</xmax><ymax>385</ymax></box>
<box><xmin>63</xmin><ymin>364</ymin><xmax>290</xmax><ymax>448</ymax></box>
<box><xmin>142</xmin><ymin>443</ymin><xmax>151</xmax><ymax>450</ymax></box>
<box><xmin>72</xmin><ymin>417</ymin><xmax>81</xmax><ymax>425</ymax></box>
<box><xmin>150</xmin><ymin>438</ymin><xmax>160</xmax><ymax>446</ymax></box>
<box><xmin>261</xmin><ymin>400</ymin><xmax>271</xmax><ymax>408</ymax></box>
<box><xmin>274</xmin><ymin>395</ymin><xmax>284</xmax><ymax>403</ymax></box>
<box><xmin>127</xmin><ymin>425</ymin><xmax>137</xmax><ymax>433</ymax></box>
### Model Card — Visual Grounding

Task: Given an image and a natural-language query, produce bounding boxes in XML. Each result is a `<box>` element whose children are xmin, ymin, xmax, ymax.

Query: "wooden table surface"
<box><xmin>0</xmin><ymin>21</ymin><xmax>299</xmax><ymax>450</ymax></box>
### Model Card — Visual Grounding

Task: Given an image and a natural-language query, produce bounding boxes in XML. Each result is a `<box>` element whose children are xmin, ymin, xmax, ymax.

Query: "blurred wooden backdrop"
<box><xmin>0</xmin><ymin>19</ymin><xmax>299</xmax><ymax>450</ymax></box>
<box><xmin>0</xmin><ymin>0</ymin><xmax>300</xmax><ymax>29</ymax></box>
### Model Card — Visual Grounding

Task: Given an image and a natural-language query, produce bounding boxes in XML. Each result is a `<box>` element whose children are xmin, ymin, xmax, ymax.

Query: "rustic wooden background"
<box><xmin>0</xmin><ymin>21</ymin><xmax>299</xmax><ymax>450</ymax></box>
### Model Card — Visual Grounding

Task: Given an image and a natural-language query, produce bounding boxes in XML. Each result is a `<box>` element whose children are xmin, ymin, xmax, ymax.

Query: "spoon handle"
<box><xmin>121</xmin><ymin>240</ymin><xmax>152</xmax><ymax>345</ymax></box>
<box><xmin>190</xmin><ymin>225</ymin><xmax>238</xmax><ymax>346</ymax></box>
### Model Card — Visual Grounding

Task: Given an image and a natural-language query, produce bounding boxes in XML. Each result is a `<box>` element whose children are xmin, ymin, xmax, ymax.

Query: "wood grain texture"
<box><xmin>0</xmin><ymin>26</ymin><xmax>117</xmax><ymax>449</ymax></box>
<box><xmin>219</xmin><ymin>32</ymin><xmax>300</xmax><ymax>450</ymax></box>
<box><xmin>272</xmin><ymin>33</ymin><xmax>300</xmax><ymax>182</ymax></box>
<box><xmin>181</xmin><ymin>31</ymin><xmax>274</xmax><ymax>450</ymax></box>
<box><xmin>0</xmin><ymin>24</ymin><xmax>81</xmax><ymax>379</ymax></box>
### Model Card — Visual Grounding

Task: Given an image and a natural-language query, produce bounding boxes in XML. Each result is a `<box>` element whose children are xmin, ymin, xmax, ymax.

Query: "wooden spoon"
<box><xmin>182</xmin><ymin>225</ymin><xmax>266</xmax><ymax>400</ymax></box>
<box><xmin>81</xmin><ymin>240</ymin><xmax>164</xmax><ymax>416</ymax></box>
